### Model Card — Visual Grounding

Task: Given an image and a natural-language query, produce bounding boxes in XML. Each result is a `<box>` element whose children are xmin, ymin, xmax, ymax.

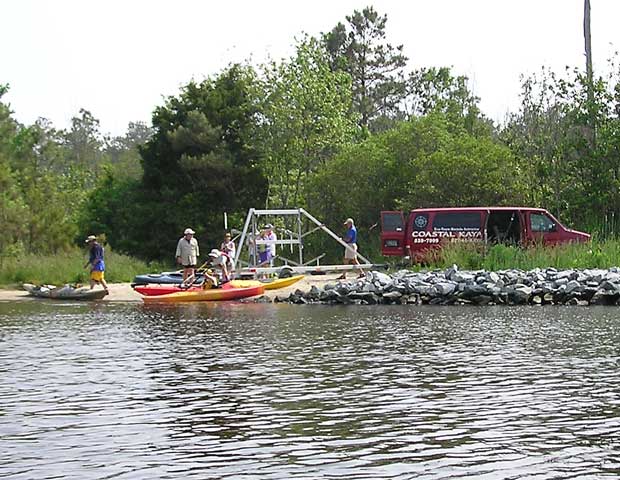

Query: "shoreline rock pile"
<box><xmin>260</xmin><ymin>265</ymin><xmax>620</xmax><ymax>306</ymax></box>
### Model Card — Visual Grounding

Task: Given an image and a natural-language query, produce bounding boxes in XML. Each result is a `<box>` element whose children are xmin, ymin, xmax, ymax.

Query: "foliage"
<box><xmin>113</xmin><ymin>65</ymin><xmax>269</xmax><ymax>260</ymax></box>
<box><xmin>405</xmin><ymin>67</ymin><xmax>492</xmax><ymax>136</ymax></box>
<box><xmin>307</xmin><ymin>114</ymin><xmax>532</xmax><ymax>259</ymax></box>
<box><xmin>501</xmin><ymin>62</ymin><xmax>620</xmax><ymax>234</ymax></box>
<box><xmin>426</xmin><ymin>239</ymin><xmax>620</xmax><ymax>271</ymax></box>
<box><xmin>255</xmin><ymin>36</ymin><xmax>358</xmax><ymax>208</ymax></box>
<box><xmin>0</xmin><ymin>248</ymin><xmax>167</xmax><ymax>286</ymax></box>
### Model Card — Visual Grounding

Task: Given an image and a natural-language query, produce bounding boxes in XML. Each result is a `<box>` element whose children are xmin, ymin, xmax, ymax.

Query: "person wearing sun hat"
<box><xmin>84</xmin><ymin>234</ymin><xmax>109</xmax><ymax>294</ymax></box>
<box><xmin>175</xmin><ymin>228</ymin><xmax>200</xmax><ymax>283</ymax></box>
<box><xmin>208</xmin><ymin>248</ymin><xmax>231</xmax><ymax>282</ymax></box>
<box><xmin>338</xmin><ymin>218</ymin><xmax>365</xmax><ymax>280</ymax></box>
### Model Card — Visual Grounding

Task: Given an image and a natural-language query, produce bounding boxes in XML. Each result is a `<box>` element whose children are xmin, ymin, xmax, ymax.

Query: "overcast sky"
<box><xmin>3</xmin><ymin>0</ymin><xmax>619</xmax><ymax>136</ymax></box>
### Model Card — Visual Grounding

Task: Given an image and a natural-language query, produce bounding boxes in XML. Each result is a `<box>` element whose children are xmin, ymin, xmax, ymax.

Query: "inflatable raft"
<box><xmin>23</xmin><ymin>283</ymin><xmax>108</xmax><ymax>300</ymax></box>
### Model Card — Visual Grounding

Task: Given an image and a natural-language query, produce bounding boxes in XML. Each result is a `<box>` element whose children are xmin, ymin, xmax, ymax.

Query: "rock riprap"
<box><xmin>262</xmin><ymin>265</ymin><xmax>620</xmax><ymax>306</ymax></box>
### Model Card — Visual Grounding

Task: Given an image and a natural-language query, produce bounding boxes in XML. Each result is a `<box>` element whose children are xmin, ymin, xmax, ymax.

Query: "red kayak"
<box><xmin>142</xmin><ymin>284</ymin><xmax>265</xmax><ymax>303</ymax></box>
<box><xmin>134</xmin><ymin>281</ymin><xmax>256</xmax><ymax>297</ymax></box>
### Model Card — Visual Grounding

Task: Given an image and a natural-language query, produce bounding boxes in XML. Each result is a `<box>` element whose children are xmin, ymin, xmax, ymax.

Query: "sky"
<box><xmin>3</xmin><ymin>0</ymin><xmax>620</xmax><ymax>136</ymax></box>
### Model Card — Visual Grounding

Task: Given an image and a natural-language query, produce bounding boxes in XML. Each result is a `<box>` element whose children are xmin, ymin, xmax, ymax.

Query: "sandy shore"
<box><xmin>0</xmin><ymin>273</ymin><xmax>347</xmax><ymax>303</ymax></box>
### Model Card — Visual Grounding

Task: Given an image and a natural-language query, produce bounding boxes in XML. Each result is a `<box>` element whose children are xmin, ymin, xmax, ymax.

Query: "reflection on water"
<box><xmin>1</xmin><ymin>301</ymin><xmax>620</xmax><ymax>479</ymax></box>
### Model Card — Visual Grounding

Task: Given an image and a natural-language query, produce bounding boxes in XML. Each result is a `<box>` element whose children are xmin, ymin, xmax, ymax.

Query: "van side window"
<box><xmin>433</xmin><ymin>212</ymin><xmax>481</xmax><ymax>231</ymax></box>
<box><xmin>530</xmin><ymin>213</ymin><xmax>556</xmax><ymax>232</ymax></box>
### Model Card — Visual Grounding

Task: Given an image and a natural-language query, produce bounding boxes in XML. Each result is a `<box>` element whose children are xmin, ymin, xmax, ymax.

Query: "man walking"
<box><xmin>338</xmin><ymin>218</ymin><xmax>365</xmax><ymax>280</ymax></box>
<box><xmin>84</xmin><ymin>235</ymin><xmax>109</xmax><ymax>294</ymax></box>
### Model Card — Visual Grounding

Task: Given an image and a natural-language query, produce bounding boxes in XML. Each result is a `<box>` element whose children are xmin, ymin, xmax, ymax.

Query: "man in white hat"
<box><xmin>176</xmin><ymin>228</ymin><xmax>200</xmax><ymax>283</ymax></box>
<box><xmin>338</xmin><ymin>218</ymin><xmax>364</xmax><ymax>280</ymax></box>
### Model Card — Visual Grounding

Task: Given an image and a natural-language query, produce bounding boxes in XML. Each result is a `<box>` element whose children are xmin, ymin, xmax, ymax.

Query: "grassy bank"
<box><xmin>423</xmin><ymin>239</ymin><xmax>620</xmax><ymax>271</ymax></box>
<box><xmin>0</xmin><ymin>249</ymin><xmax>168</xmax><ymax>287</ymax></box>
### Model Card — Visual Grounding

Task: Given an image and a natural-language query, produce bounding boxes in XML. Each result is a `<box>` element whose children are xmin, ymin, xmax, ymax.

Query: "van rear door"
<box><xmin>381</xmin><ymin>211</ymin><xmax>406</xmax><ymax>256</ymax></box>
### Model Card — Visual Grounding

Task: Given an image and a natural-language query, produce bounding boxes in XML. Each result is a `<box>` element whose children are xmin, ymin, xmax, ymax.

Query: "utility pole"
<box><xmin>584</xmin><ymin>0</ymin><xmax>595</xmax><ymax>144</ymax></box>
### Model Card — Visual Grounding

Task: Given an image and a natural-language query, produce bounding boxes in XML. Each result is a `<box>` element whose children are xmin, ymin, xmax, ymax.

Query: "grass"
<box><xmin>0</xmin><ymin>248</ymin><xmax>168</xmax><ymax>287</ymax></box>
<box><xmin>416</xmin><ymin>238</ymin><xmax>620</xmax><ymax>271</ymax></box>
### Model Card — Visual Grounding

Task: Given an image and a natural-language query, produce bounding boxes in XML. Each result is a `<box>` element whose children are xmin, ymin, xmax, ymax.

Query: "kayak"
<box><xmin>23</xmin><ymin>283</ymin><xmax>108</xmax><ymax>300</ymax></box>
<box><xmin>142</xmin><ymin>284</ymin><xmax>265</xmax><ymax>303</ymax></box>
<box><xmin>230</xmin><ymin>274</ymin><xmax>304</xmax><ymax>290</ymax></box>
<box><xmin>131</xmin><ymin>271</ymin><xmax>205</xmax><ymax>286</ymax></box>
<box><xmin>134</xmin><ymin>275</ymin><xmax>304</xmax><ymax>296</ymax></box>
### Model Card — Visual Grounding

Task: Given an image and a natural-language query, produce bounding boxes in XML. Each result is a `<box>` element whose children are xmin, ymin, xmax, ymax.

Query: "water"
<box><xmin>1</xmin><ymin>301</ymin><xmax>620</xmax><ymax>479</ymax></box>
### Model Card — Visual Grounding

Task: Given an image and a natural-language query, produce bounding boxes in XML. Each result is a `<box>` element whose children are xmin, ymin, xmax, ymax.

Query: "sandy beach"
<box><xmin>0</xmin><ymin>273</ymin><xmax>346</xmax><ymax>303</ymax></box>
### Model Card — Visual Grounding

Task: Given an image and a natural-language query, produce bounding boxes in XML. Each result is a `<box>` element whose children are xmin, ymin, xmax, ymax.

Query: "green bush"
<box><xmin>0</xmin><ymin>248</ymin><xmax>167</xmax><ymax>287</ymax></box>
<box><xmin>423</xmin><ymin>239</ymin><xmax>620</xmax><ymax>271</ymax></box>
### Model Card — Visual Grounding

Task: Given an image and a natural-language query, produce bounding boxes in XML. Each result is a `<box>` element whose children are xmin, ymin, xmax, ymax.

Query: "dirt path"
<box><xmin>0</xmin><ymin>273</ymin><xmax>346</xmax><ymax>303</ymax></box>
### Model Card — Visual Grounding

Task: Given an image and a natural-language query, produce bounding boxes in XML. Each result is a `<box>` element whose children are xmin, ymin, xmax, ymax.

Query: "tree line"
<box><xmin>2</xmin><ymin>6</ymin><xmax>620</xmax><ymax>265</ymax></box>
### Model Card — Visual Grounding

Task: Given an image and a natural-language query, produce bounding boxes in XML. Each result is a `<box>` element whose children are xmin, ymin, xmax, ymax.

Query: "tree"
<box><xmin>104</xmin><ymin>121</ymin><xmax>153</xmax><ymax>179</ymax></box>
<box><xmin>405</xmin><ymin>67</ymin><xmax>490</xmax><ymax>135</ymax></box>
<box><xmin>92</xmin><ymin>65</ymin><xmax>269</xmax><ymax>260</ymax></box>
<box><xmin>323</xmin><ymin>6</ymin><xmax>408</xmax><ymax>131</ymax></box>
<box><xmin>501</xmin><ymin>63</ymin><xmax>620</xmax><ymax>232</ymax></box>
<box><xmin>307</xmin><ymin>114</ymin><xmax>532</xmax><ymax>257</ymax></box>
<box><xmin>255</xmin><ymin>36</ymin><xmax>358</xmax><ymax>208</ymax></box>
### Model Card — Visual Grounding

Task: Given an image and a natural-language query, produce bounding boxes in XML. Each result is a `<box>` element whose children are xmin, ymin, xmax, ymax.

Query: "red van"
<box><xmin>380</xmin><ymin>207</ymin><xmax>590</xmax><ymax>260</ymax></box>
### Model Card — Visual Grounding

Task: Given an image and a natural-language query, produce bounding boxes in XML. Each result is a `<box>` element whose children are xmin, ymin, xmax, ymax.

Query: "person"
<box><xmin>257</xmin><ymin>227</ymin><xmax>274</xmax><ymax>267</ymax></box>
<box><xmin>220</xmin><ymin>232</ymin><xmax>236</xmax><ymax>269</ymax></box>
<box><xmin>263</xmin><ymin>224</ymin><xmax>277</xmax><ymax>266</ymax></box>
<box><xmin>176</xmin><ymin>228</ymin><xmax>200</xmax><ymax>283</ymax></box>
<box><xmin>338</xmin><ymin>218</ymin><xmax>365</xmax><ymax>280</ymax></box>
<box><xmin>84</xmin><ymin>235</ymin><xmax>109</xmax><ymax>293</ymax></box>
<box><xmin>208</xmin><ymin>248</ymin><xmax>231</xmax><ymax>282</ymax></box>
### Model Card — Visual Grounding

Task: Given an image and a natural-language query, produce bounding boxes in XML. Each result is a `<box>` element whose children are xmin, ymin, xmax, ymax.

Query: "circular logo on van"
<box><xmin>414</xmin><ymin>215</ymin><xmax>428</xmax><ymax>229</ymax></box>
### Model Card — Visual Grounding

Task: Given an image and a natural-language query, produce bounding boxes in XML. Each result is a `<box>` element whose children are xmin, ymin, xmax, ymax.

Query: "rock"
<box><xmin>472</xmin><ymin>295</ymin><xmax>493</xmax><ymax>305</ymax></box>
<box><xmin>433</xmin><ymin>282</ymin><xmax>456</xmax><ymax>296</ymax></box>
<box><xmin>566</xmin><ymin>298</ymin><xmax>589</xmax><ymax>306</ymax></box>
<box><xmin>564</xmin><ymin>280</ymin><xmax>583</xmax><ymax>295</ymax></box>
<box><xmin>370</xmin><ymin>271</ymin><xmax>392</xmax><ymax>285</ymax></box>
<box><xmin>444</xmin><ymin>264</ymin><xmax>459</xmax><ymax>280</ymax></box>
<box><xmin>382</xmin><ymin>291</ymin><xmax>403</xmax><ymax>300</ymax></box>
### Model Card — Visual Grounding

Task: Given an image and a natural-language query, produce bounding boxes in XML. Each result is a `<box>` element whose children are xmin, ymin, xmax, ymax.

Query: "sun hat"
<box><xmin>84</xmin><ymin>235</ymin><xmax>97</xmax><ymax>243</ymax></box>
<box><xmin>208</xmin><ymin>249</ymin><xmax>222</xmax><ymax>257</ymax></box>
<box><xmin>343</xmin><ymin>218</ymin><xmax>354</xmax><ymax>225</ymax></box>
<box><xmin>184</xmin><ymin>228</ymin><xmax>195</xmax><ymax>235</ymax></box>
<box><xmin>264</xmin><ymin>223</ymin><xmax>273</xmax><ymax>229</ymax></box>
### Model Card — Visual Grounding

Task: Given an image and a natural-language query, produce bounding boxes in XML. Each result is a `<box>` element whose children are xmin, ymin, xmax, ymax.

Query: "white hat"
<box><xmin>264</xmin><ymin>223</ymin><xmax>273</xmax><ymax>229</ymax></box>
<box><xmin>343</xmin><ymin>218</ymin><xmax>354</xmax><ymax>225</ymax></box>
<box><xmin>84</xmin><ymin>235</ymin><xmax>97</xmax><ymax>243</ymax></box>
<box><xmin>208</xmin><ymin>248</ymin><xmax>221</xmax><ymax>257</ymax></box>
<box><xmin>184</xmin><ymin>228</ymin><xmax>195</xmax><ymax>235</ymax></box>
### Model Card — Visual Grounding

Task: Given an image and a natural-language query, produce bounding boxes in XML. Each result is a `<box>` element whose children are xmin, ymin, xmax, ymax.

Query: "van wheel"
<box><xmin>278</xmin><ymin>267</ymin><xmax>293</xmax><ymax>278</ymax></box>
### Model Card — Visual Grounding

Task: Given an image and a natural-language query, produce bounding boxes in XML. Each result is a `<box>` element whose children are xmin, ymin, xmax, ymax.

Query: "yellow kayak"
<box><xmin>143</xmin><ymin>284</ymin><xmax>265</xmax><ymax>303</ymax></box>
<box><xmin>230</xmin><ymin>274</ymin><xmax>304</xmax><ymax>291</ymax></box>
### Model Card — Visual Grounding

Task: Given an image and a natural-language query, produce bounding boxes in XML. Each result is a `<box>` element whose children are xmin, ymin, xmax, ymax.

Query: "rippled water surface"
<box><xmin>1</xmin><ymin>300</ymin><xmax>620</xmax><ymax>479</ymax></box>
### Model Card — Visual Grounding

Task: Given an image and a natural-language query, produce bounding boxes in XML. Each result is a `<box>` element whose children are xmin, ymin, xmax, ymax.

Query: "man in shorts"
<box><xmin>338</xmin><ymin>218</ymin><xmax>365</xmax><ymax>280</ymax></box>
<box><xmin>84</xmin><ymin>235</ymin><xmax>109</xmax><ymax>294</ymax></box>
<box><xmin>176</xmin><ymin>228</ymin><xmax>200</xmax><ymax>283</ymax></box>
